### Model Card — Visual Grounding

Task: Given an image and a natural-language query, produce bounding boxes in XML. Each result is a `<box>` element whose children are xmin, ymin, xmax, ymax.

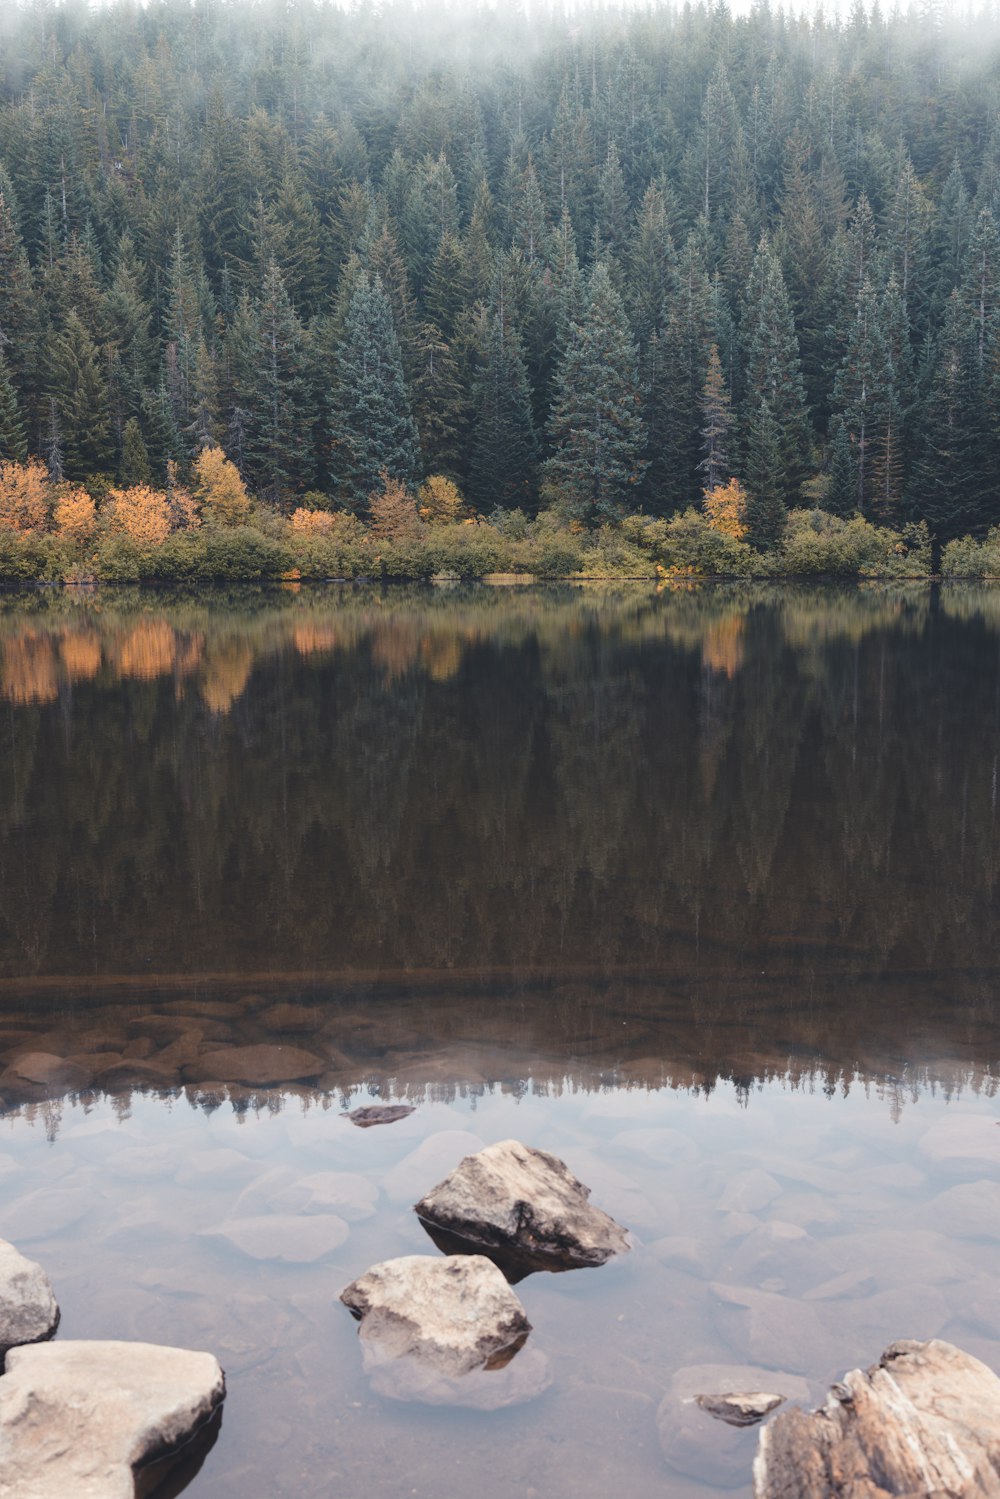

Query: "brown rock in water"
<box><xmin>414</xmin><ymin>1138</ymin><xmax>630</xmax><ymax>1275</ymax></box>
<box><xmin>660</xmin><ymin>1364</ymin><xmax>809</xmax><ymax>1489</ymax></box>
<box><xmin>0</xmin><ymin>1340</ymin><xmax>225</xmax><ymax>1499</ymax></box>
<box><xmin>340</xmin><ymin>1254</ymin><xmax>546</xmax><ymax>1409</ymax></box>
<box><xmin>696</xmin><ymin>1391</ymin><xmax>786</xmax><ymax>1427</ymax></box>
<box><xmin>8</xmin><ymin>1052</ymin><xmax>93</xmax><ymax>1091</ymax></box>
<box><xmin>754</xmin><ymin>1339</ymin><xmax>1000</xmax><ymax>1498</ymax></box>
<box><xmin>258</xmin><ymin>1002</ymin><xmax>324</xmax><ymax>1034</ymax></box>
<box><xmin>184</xmin><ymin>1044</ymin><xmax>325</xmax><ymax>1086</ymax></box>
<box><xmin>344</xmin><ymin>1104</ymin><xmax>415</xmax><ymax>1127</ymax></box>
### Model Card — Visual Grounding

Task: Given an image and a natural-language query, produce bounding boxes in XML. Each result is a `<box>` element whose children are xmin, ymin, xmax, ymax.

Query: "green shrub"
<box><xmin>942</xmin><ymin>528</ymin><xmax>1000</xmax><ymax>578</ymax></box>
<box><xmin>0</xmin><ymin>529</ymin><xmax>68</xmax><ymax>581</ymax></box>
<box><xmin>649</xmin><ymin>509</ymin><xmax>758</xmax><ymax>576</ymax></box>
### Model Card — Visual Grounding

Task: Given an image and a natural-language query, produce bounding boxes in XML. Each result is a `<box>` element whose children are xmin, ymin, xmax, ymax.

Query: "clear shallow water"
<box><xmin>0</xmin><ymin>581</ymin><xmax>999</xmax><ymax>1495</ymax></box>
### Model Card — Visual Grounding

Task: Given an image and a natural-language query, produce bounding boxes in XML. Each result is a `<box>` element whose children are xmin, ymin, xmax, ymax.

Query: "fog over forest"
<box><xmin>1</xmin><ymin>0</ymin><xmax>1000</xmax><ymax>545</ymax></box>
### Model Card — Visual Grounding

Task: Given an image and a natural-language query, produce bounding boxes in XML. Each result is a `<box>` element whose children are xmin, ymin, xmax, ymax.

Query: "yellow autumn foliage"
<box><xmin>368</xmin><ymin>473</ymin><xmax>420</xmax><ymax>541</ymax></box>
<box><xmin>417</xmin><ymin>474</ymin><xmax>465</xmax><ymax>526</ymax></box>
<box><xmin>0</xmin><ymin>459</ymin><xmax>50</xmax><ymax>533</ymax></box>
<box><xmin>193</xmin><ymin>446</ymin><xmax>251</xmax><ymax>527</ymax></box>
<box><xmin>291</xmin><ymin>508</ymin><xmax>336</xmax><ymax>536</ymax></box>
<box><xmin>703</xmin><ymin>479</ymin><xmax>749</xmax><ymax>542</ymax></box>
<box><xmin>54</xmin><ymin>489</ymin><xmax>97</xmax><ymax>544</ymax></box>
<box><xmin>105</xmin><ymin>485</ymin><xmax>172</xmax><ymax>546</ymax></box>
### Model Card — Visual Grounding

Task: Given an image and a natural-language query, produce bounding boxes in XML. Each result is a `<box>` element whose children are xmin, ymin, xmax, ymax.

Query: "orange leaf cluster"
<box><xmin>105</xmin><ymin>485</ymin><xmax>173</xmax><ymax>547</ymax></box>
<box><xmin>291</xmin><ymin>508</ymin><xmax>336</xmax><ymax>536</ymax></box>
<box><xmin>54</xmin><ymin>489</ymin><xmax>97</xmax><ymax>544</ymax></box>
<box><xmin>703</xmin><ymin>479</ymin><xmax>748</xmax><ymax>542</ymax></box>
<box><xmin>368</xmin><ymin>473</ymin><xmax>420</xmax><ymax>541</ymax></box>
<box><xmin>417</xmin><ymin>474</ymin><xmax>465</xmax><ymax>526</ymax></box>
<box><xmin>0</xmin><ymin>459</ymin><xmax>49</xmax><ymax>533</ymax></box>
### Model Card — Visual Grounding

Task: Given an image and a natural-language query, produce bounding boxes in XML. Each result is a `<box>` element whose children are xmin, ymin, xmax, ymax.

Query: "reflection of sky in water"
<box><xmin>3</xmin><ymin>1077</ymin><xmax>998</xmax><ymax>1498</ymax></box>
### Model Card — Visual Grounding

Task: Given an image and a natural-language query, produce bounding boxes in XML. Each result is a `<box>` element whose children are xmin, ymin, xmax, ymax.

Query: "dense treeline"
<box><xmin>2</xmin><ymin>0</ymin><xmax>1000</xmax><ymax>546</ymax></box>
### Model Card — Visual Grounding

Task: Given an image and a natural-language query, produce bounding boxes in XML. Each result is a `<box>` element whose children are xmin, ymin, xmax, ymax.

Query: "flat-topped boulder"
<box><xmin>754</xmin><ymin>1339</ymin><xmax>1000</xmax><ymax>1497</ymax></box>
<box><xmin>0</xmin><ymin>1339</ymin><xmax>225</xmax><ymax>1499</ymax></box>
<box><xmin>414</xmin><ymin>1139</ymin><xmax>631</xmax><ymax>1276</ymax></box>
<box><xmin>340</xmin><ymin>1254</ymin><xmax>546</xmax><ymax>1409</ymax></box>
<box><xmin>0</xmin><ymin>1239</ymin><xmax>59</xmax><ymax>1354</ymax></box>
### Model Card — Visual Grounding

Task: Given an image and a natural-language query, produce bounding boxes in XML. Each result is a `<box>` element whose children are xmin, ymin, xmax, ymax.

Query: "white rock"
<box><xmin>0</xmin><ymin>1339</ymin><xmax>225</xmax><ymax>1499</ymax></box>
<box><xmin>340</xmin><ymin>1254</ymin><xmax>543</xmax><ymax>1408</ymax></box>
<box><xmin>414</xmin><ymin>1139</ymin><xmax>630</xmax><ymax>1271</ymax></box>
<box><xmin>0</xmin><ymin>1239</ymin><xmax>59</xmax><ymax>1353</ymax></box>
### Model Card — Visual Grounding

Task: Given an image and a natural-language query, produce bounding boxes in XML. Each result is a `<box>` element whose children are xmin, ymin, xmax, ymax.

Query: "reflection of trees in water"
<box><xmin>0</xmin><ymin>584</ymin><xmax>997</xmax><ymax>999</ymax></box>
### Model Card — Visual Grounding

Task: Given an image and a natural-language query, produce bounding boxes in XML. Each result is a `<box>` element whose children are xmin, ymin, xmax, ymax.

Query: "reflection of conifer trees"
<box><xmin>0</xmin><ymin>588</ymin><xmax>998</xmax><ymax>993</ymax></box>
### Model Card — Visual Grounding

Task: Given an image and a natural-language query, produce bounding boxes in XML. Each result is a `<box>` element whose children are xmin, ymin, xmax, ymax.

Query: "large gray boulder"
<box><xmin>0</xmin><ymin>1239</ymin><xmax>59</xmax><ymax>1354</ymax></box>
<box><xmin>0</xmin><ymin>1339</ymin><xmax>226</xmax><ymax>1499</ymax></box>
<box><xmin>414</xmin><ymin>1139</ymin><xmax>631</xmax><ymax>1276</ymax></box>
<box><xmin>340</xmin><ymin>1254</ymin><xmax>548</xmax><ymax>1410</ymax></box>
<box><xmin>754</xmin><ymin>1339</ymin><xmax>1000</xmax><ymax>1498</ymax></box>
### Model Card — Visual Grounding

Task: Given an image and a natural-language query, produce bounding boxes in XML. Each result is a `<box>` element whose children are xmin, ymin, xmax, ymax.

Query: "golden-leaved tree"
<box><xmin>193</xmin><ymin>446</ymin><xmax>251</xmax><ymax>527</ymax></box>
<box><xmin>0</xmin><ymin>459</ymin><xmax>49</xmax><ymax>532</ymax></box>
<box><xmin>105</xmin><ymin>485</ymin><xmax>173</xmax><ymax>546</ymax></box>
<box><xmin>703</xmin><ymin>479</ymin><xmax>749</xmax><ymax>542</ymax></box>
<box><xmin>368</xmin><ymin>472</ymin><xmax>420</xmax><ymax>540</ymax></box>
<box><xmin>54</xmin><ymin>489</ymin><xmax>97</xmax><ymax>544</ymax></box>
<box><xmin>417</xmin><ymin>474</ymin><xmax>465</xmax><ymax>525</ymax></box>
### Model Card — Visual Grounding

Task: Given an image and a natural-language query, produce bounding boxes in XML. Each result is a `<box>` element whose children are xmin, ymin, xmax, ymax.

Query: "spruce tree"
<box><xmin>0</xmin><ymin>352</ymin><xmax>27</xmax><ymax>462</ymax></box>
<box><xmin>328</xmin><ymin>270</ymin><xmax>418</xmax><ymax>509</ymax></box>
<box><xmin>469</xmin><ymin>311</ymin><xmax>538</xmax><ymax>513</ymax></box>
<box><xmin>742</xmin><ymin>236</ymin><xmax>812</xmax><ymax>505</ymax></box>
<box><xmin>544</xmin><ymin>262</ymin><xmax>647</xmax><ymax>521</ymax></box>
<box><xmin>120</xmin><ymin>416</ymin><xmax>152</xmax><ymax>486</ymax></box>
<box><xmin>744</xmin><ymin>399</ymin><xmax>787</xmax><ymax>550</ymax></box>
<box><xmin>827</xmin><ymin>420</ymin><xmax>857</xmax><ymax>517</ymax></box>
<box><xmin>699</xmin><ymin>343</ymin><xmax>734</xmax><ymax>491</ymax></box>
<box><xmin>831</xmin><ymin>279</ymin><xmax>892</xmax><ymax>516</ymax></box>
<box><xmin>49</xmin><ymin>312</ymin><xmax>113</xmax><ymax>479</ymax></box>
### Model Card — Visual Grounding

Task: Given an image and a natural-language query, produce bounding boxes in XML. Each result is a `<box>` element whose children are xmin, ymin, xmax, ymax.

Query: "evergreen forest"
<box><xmin>2</xmin><ymin>0</ymin><xmax>1000</xmax><ymax>572</ymax></box>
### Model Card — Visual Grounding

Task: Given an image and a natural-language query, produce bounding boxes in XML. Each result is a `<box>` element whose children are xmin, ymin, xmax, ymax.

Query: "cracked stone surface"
<box><xmin>0</xmin><ymin>1339</ymin><xmax>226</xmax><ymax>1499</ymax></box>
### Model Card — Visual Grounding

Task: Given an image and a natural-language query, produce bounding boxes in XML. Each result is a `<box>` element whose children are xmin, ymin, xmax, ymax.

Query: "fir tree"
<box><xmin>699</xmin><ymin>343</ymin><xmax>734</xmax><ymax>491</ymax></box>
<box><xmin>0</xmin><ymin>352</ymin><xmax>28</xmax><ymax>462</ymax></box>
<box><xmin>328</xmin><ymin>270</ymin><xmax>418</xmax><ymax>509</ymax></box>
<box><xmin>120</xmin><ymin>416</ymin><xmax>152</xmax><ymax>486</ymax></box>
<box><xmin>469</xmin><ymin>311</ymin><xmax>538</xmax><ymax>512</ymax></box>
<box><xmin>741</xmin><ymin>236</ymin><xmax>811</xmax><ymax>505</ymax></box>
<box><xmin>544</xmin><ymin>262</ymin><xmax>647</xmax><ymax>521</ymax></box>
<box><xmin>744</xmin><ymin>398</ymin><xmax>787</xmax><ymax>550</ymax></box>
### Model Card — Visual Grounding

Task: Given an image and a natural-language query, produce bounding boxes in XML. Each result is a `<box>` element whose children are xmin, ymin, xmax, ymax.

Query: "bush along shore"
<box><xmin>0</xmin><ymin>450</ymin><xmax>941</xmax><ymax>584</ymax></box>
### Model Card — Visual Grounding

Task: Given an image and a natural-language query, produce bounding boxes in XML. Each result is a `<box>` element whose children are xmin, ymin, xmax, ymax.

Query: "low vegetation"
<box><xmin>0</xmin><ymin>452</ymin><xmax>946</xmax><ymax>584</ymax></box>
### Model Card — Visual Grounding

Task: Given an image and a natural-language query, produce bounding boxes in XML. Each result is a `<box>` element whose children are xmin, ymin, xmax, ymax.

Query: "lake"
<box><xmin>0</xmin><ymin>580</ymin><xmax>999</xmax><ymax>1497</ymax></box>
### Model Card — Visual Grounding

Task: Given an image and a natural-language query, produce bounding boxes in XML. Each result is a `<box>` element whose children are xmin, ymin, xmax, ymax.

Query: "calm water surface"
<box><xmin>1</xmin><ymin>580</ymin><xmax>999</xmax><ymax>1497</ymax></box>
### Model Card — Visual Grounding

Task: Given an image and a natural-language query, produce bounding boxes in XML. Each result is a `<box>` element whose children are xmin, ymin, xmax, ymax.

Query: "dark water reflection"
<box><xmin>1</xmin><ymin>581</ymin><xmax>1000</xmax><ymax>1496</ymax></box>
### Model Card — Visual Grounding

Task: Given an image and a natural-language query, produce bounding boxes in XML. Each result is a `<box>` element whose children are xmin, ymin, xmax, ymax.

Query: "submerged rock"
<box><xmin>660</xmin><ymin>1364</ymin><xmax>808</xmax><ymax>1489</ymax></box>
<box><xmin>754</xmin><ymin>1338</ymin><xmax>1000</xmax><ymax>1498</ymax></box>
<box><xmin>344</xmin><ymin>1104</ymin><xmax>415</xmax><ymax>1128</ymax></box>
<box><xmin>414</xmin><ymin>1138</ymin><xmax>630</xmax><ymax>1276</ymax></box>
<box><xmin>199</xmin><ymin>1213</ymin><xmax>349</xmax><ymax>1262</ymax></box>
<box><xmin>0</xmin><ymin>1339</ymin><xmax>225</xmax><ymax>1499</ymax></box>
<box><xmin>0</xmin><ymin>1239</ymin><xmax>59</xmax><ymax>1354</ymax></box>
<box><xmin>340</xmin><ymin>1253</ymin><xmax>547</xmax><ymax>1409</ymax></box>
<box><xmin>695</xmin><ymin>1391</ymin><xmax>786</xmax><ymax>1427</ymax></box>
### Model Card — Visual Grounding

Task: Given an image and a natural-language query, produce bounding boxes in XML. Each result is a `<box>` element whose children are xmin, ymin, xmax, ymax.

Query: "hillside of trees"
<box><xmin>1</xmin><ymin>0</ymin><xmax>1000</xmax><ymax>555</ymax></box>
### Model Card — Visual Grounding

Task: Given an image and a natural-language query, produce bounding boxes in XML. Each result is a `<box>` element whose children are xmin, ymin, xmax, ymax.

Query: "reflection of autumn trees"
<box><xmin>0</xmin><ymin>583</ymin><xmax>997</xmax><ymax>1015</ymax></box>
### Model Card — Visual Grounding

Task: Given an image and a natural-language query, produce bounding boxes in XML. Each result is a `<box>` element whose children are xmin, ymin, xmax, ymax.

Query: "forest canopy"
<box><xmin>1</xmin><ymin>0</ymin><xmax>1000</xmax><ymax>556</ymax></box>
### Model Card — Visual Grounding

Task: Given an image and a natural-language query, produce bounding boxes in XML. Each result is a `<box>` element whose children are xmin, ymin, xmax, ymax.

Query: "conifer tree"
<box><xmin>699</xmin><ymin>343</ymin><xmax>734</xmax><ymax>491</ymax></box>
<box><xmin>0</xmin><ymin>353</ymin><xmax>27</xmax><ymax>463</ymax></box>
<box><xmin>469</xmin><ymin>311</ymin><xmax>537</xmax><ymax>512</ymax></box>
<box><xmin>328</xmin><ymin>271</ymin><xmax>418</xmax><ymax>509</ymax></box>
<box><xmin>741</xmin><ymin>236</ymin><xmax>811</xmax><ymax>505</ymax></box>
<box><xmin>544</xmin><ymin>262</ymin><xmax>647</xmax><ymax>521</ymax></box>
<box><xmin>744</xmin><ymin>399</ymin><xmax>787</xmax><ymax>550</ymax></box>
<box><xmin>827</xmin><ymin>420</ymin><xmax>857</xmax><ymax>517</ymax></box>
<box><xmin>831</xmin><ymin>279</ymin><xmax>892</xmax><ymax>516</ymax></box>
<box><xmin>49</xmin><ymin>312</ymin><xmax>113</xmax><ymax>479</ymax></box>
<box><xmin>120</xmin><ymin>416</ymin><xmax>152</xmax><ymax>486</ymax></box>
